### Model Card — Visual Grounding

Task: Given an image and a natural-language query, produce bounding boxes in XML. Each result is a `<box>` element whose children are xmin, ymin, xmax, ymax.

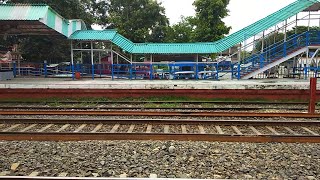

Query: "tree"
<box><xmin>165</xmin><ymin>16</ymin><xmax>195</xmax><ymax>43</ymax></box>
<box><xmin>287</xmin><ymin>26</ymin><xmax>320</xmax><ymax>37</ymax></box>
<box><xmin>254</xmin><ymin>32</ymin><xmax>285</xmax><ymax>53</ymax></box>
<box><xmin>95</xmin><ymin>0</ymin><xmax>169</xmax><ymax>43</ymax></box>
<box><xmin>192</xmin><ymin>0</ymin><xmax>231</xmax><ymax>42</ymax></box>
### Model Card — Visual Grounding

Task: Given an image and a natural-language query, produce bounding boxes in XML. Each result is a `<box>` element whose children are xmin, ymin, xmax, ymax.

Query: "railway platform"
<box><xmin>0</xmin><ymin>77</ymin><xmax>318</xmax><ymax>90</ymax></box>
<box><xmin>0</xmin><ymin>77</ymin><xmax>318</xmax><ymax>101</ymax></box>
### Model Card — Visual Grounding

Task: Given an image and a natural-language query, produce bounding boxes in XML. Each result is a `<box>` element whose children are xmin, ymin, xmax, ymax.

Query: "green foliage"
<box><xmin>192</xmin><ymin>0</ymin><xmax>231</xmax><ymax>42</ymax></box>
<box><xmin>164</xmin><ymin>0</ymin><xmax>231</xmax><ymax>45</ymax></box>
<box><xmin>254</xmin><ymin>32</ymin><xmax>285</xmax><ymax>53</ymax></box>
<box><xmin>96</xmin><ymin>0</ymin><xmax>169</xmax><ymax>43</ymax></box>
<box><xmin>288</xmin><ymin>26</ymin><xmax>320</xmax><ymax>36</ymax></box>
<box><xmin>144</xmin><ymin>103</ymin><xmax>180</xmax><ymax>108</ymax></box>
<box><xmin>165</xmin><ymin>16</ymin><xmax>195</xmax><ymax>43</ymax></box>
<box><xmin>18</xmin><ymin>36</ymin><xmax>70</xmax><ymax>63</ymax></box>
<box><xmin>240</xmin><ymin>51</ymin><xmax>251</xmax><ymax>61</ymax></box>
<box><xmin>94</xmin><ymin>0</ymin><xmax>230</xmax><ymax>44</ymax></box>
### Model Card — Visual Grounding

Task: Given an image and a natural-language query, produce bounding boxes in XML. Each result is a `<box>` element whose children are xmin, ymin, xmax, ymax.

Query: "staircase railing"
<box><xmin>233</xmin><ymin>31</ymin><xmax>320</xmax><ymax>79</ymax></box>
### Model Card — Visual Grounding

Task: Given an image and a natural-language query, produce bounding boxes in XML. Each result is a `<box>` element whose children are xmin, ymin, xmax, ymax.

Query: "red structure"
<box><xmin>308</xmin><ymin>78</ymin><xmax>317</xmax><ymax>114</ymax></box>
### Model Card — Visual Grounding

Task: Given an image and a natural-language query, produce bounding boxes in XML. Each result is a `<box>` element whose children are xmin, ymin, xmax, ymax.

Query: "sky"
<box><xmin>158</xmin><ymin>0</ymin><xmax>297</xmax><ymax>34</ymax></box>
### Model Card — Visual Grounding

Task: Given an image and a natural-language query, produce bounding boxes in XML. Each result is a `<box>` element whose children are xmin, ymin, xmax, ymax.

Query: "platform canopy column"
<box><xmin>261</xmin><ymin>31</ymin><xmax>265</xmax><ymax>53</ymax></box>
<box><xmin>111</xmin><ymin>43</ymin><xmax>114</xmax><ymax>80</ymax></box>
<box><xmin>295</xmin><ymin>14</ymin><xmax>298</xmax><ymax>34</ymax></box>
<box><xmin>91</xmin><ymin>41</ymin><xmax>94</xmax><ymax>80</ymax></box>
<box><xmin>238</xmin><ymin>43</ymin><xmax>242</xmax><ymax>62</ymax></box>
<box><xmin>308</xmin><ymin>11</ymin><xmax>311</xmax><ymax>31</ymax></box>
<box><xmin>70</xmin><ymin>41</ymin><xmax>75</xmax><ymax>80</ymax></box>
<box><xmin>284</xmin><ymin>20</ymin><xmax>288</xmax><ymax>42</ymax></box>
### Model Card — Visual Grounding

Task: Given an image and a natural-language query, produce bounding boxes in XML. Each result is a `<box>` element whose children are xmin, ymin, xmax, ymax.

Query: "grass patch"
<box><xmin>0</xmin><ymin>96</ymin><xmax>311</xmax><ymax>104</ymax></box>
<box><xmin>200</xmin><ymin>103</ymin><xmax>217</xmax><ymax>108</ymax></box>
<box><xmin>144</xmin><ymin>103</ymin><xmax>181</xmax><ymax>108</ymax></box>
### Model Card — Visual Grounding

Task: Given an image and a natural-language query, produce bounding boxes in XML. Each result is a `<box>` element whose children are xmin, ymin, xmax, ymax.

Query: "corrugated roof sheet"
<box><xmin>69</xmin><ymin>30</ymin><xmax>117</xmax><ymax>41</ymax></box>
<box><xmin>0</xmin><ymin>4</ymin><xmax>48</xmax><ymax>20</ymax></box>
<box><xmin>69</xmin><ymin>0</ymin><xmax>319</xmax><ymax>54</ymax></box>
<box><xmin>0</xmin><ymin>4</ymin><xmax>86</xmax><ymax>37</ymax></box>
<box><xmin>112</xmin><ymin>33</ymin><xmax>135</xmax><ymax>52</ymax></box>
<box><xmin>132</xmin><ymin>42</ymin><xmax>217</xmax><ymax>54</ymax></box>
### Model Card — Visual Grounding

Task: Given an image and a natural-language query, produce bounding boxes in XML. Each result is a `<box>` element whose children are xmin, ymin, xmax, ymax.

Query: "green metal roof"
<box><xmin>132</xmin><ymin>43</ymin><xmax>218</xmax><ymax>54</ymax></box>
<box><xmin>0</xmin><ymin>4</ymin><xmax>87</xmax><ymax>37</ymax></box>
<box><xmin>1</xmin><ymin>0</ymin><xmax>318</xmax><ymax>54</ymax></box>
<box><xmin>69</xmin><ymin>30</ymin><xmax>135</xmax><ymax>52</ymax></box>
<box><xmin>69</xmin><ymin>0</ymin><xmax>319</xmax><ymax>54</ymax></box>
<box><xmin>69</xmin><ymin>30</ymin><xmax>117</xmax><ymax>41</ymax></box>
<box><xmin>0</xmin><ymin>4</ymin><xmax>48</xmax><ymax>20</ymax></box>
<box><xmin>112</xmin><ymin>33</ymin><xmax>135</xmax><ymax>52</ymax></box>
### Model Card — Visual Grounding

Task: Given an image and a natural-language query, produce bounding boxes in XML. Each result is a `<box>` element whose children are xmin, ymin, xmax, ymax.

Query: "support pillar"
<box><xmin>216</xmin><ymin>63</ymin><xmax>219</xmax><ymax>80</ymax></box>
<box><xmin>129</xmin><ymin>63</ymin><xmax>133</xmax><ymax>80</ymax></box>
<box><xmin>306</xmin><ymin>47</ymin><xmax>310</xmax><ymax>80</ymax></box>
<box><xmin>196</xmin><ymin>54</ymin><xmax>199</xmax><ymax>80</ymax></box>
<box><xmin>91</xmin><ymin>41</ymin><xmax>95</xmax><ymax>80</ymax></box>
<box><xmin>308</xmin><ymin>11</ymin><xmax>311</xmax><ymax>31</ymax></box>
<box><xmin>238</xmin><ymin>43</ymin><xmax>242</xmax><ymax>62</ymax></box>
<box><xmin>80</xmin><ymin>42</ymin><xmax>83</xmax><ymax>64</ymax></box>
<box><xmin>150</xmin><ymin>54</ymin><xmax>153</xmax><ymax>80</ymax></box>
<box><xmin>13</xmin><ymin>61</ymin><xmax>16</xmax><ymax>78</ymax></box>
<box><xmin>231</xmin><ymin>63</ymin><xmax>234</xmax><ymax>80</ymax></box>
<box><xmin>111</xmin><ymin>43</ymin><xmax>114</xmax><ymax>80</ymax></box>
<box><xmin>70</xmin><ymin>41</ymin><xmax>75</xmax><ymax>80</ymax></box>
<box><xmin>284</xmin><ymin>20</ymin><xmax>287</xmax><ymax>42</ymax></box>
<box><xmin>44</xmin><ymin>60</ymin><xmax>47</xmax><ymax>78</ymax></box>
<box><xmin>295</xmin><ymin>14</ymin><xmax>298</xmax><ymax>34</ymax></box>
<box><xmin>252</xmin><ymin>36</ymin><xmax>256</xmax><ymax>54</ymax></box>
<box><xmin>150</xmin><ymin>63</ymin><xmax>153</xmax><ymax>80</ymax></box>
<box><xmin>261</xmin><ymin>31</ymin><xmax>265</xmax><ymax>53</ymax></box>
<box><xmin>237</xmin><ymin>64</ymin><xmax>241</xmax><ymax>80</ymax></box>
<box><xmin>308</xmin><ymin>77</ymin><xmax>317</xmax><ymax>114</ymax></box>
<box><xmin>17</xmin><ymin>53</ymin><xmax>21</xmax><ymax>76</ymax></box>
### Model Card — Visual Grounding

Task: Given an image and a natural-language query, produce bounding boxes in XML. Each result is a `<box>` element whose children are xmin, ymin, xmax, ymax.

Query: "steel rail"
<box><xmin>1</xmin><ymin>118</ymin><xmax>320</xmax><ymax>126</ymax></box>
<box><xmin>0</xmin><ymin>132</ymin><xmax>319</xmax><ymax>143</ymax></box>
<box><xmin>0</xmin><ymin>101</ymin><xmax>309</xmax><ymax>105</ymax></box>
<box><xmin>0</xmin><ymin>110</ymin><xmax>319</xmax><ymax>118</ymax></box>
<box><xmin>0</xmin><ymin>106</ymin><xmax>308</xmax><ymax>111</ymax></box>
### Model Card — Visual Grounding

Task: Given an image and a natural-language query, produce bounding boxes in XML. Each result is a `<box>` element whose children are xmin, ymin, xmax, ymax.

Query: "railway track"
<box><xmin>0</xmin><ymin>106</ymin><xmax>310</xmax><ymax>111</ymax></box>
<box><xmin>0</xmin><ymin>110</ymin><xmax>319</xmax><ymax>118</ymax></box>
<box><xmin>0</xmin><ymin>100</ymin><xmax>316</xmax><ymax>113</ymax></box>
<box><xmin>0</xmin><ymin>118</ymin><xmax>319</xmax><ymax>143</ymax></box>
<box><xmin>0</xmin><ymin>100</ymin><xmax>310</xmax><ymax>105</ymax></box>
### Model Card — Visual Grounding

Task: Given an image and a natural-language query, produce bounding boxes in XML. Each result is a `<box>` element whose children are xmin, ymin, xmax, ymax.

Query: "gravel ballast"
<box><xmin>0</xmin><ymin>141</ymin><xmax>319</xmax><ymax>179</ymax></box>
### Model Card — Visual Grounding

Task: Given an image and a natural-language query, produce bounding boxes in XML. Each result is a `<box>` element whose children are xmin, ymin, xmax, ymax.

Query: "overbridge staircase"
<box><xmin>235</xmin><ymin>31</ymin><xmax>320</xmax><ymax>79</ymax></box>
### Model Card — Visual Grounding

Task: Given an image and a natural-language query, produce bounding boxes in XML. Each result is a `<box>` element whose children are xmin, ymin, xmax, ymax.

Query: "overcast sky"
<box><xmin>158</xmin><ymin>0</ymin><xmax>296</xmax><ymax>34</ymax></box>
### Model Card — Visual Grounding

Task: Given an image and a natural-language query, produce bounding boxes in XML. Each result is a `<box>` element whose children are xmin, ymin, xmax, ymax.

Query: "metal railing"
<box><xmin>233</xmin><ymin>31</ymin><xmax>320</xmax><ymax>79</ymax></box>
